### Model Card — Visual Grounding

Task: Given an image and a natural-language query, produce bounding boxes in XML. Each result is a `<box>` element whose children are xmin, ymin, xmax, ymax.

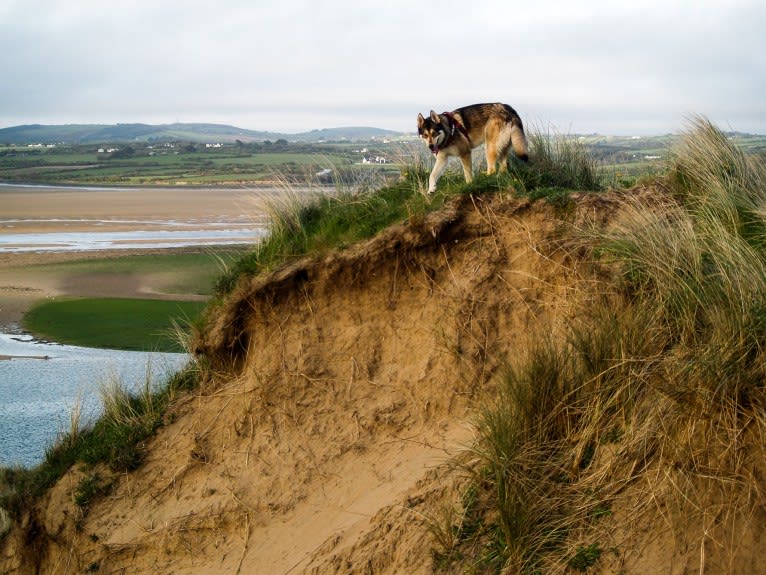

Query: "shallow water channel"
<box><xmin>0</xmin><ymin>333</ymin><xmax>188</xmax><ymax>467</ymax></box>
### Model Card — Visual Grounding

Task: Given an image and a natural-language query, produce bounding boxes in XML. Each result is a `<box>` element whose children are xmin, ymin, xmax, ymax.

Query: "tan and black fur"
<box><xmin>417</xmin><ymin>102</ymin><xmax>528</xmax><ymax>193</ymax></box>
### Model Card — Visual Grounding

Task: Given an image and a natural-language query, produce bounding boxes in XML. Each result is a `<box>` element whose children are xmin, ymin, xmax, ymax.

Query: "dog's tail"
<box><xmin>510</xmin><ymin>114</ymin><xmax>529</xmax><ymax>162</ymax></box>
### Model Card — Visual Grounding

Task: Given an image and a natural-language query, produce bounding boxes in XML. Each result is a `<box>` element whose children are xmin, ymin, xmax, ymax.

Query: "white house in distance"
<box><xmin>361</xmin><ymin>155</ymin><xmax>388</xmax><ymax>164</ymax></box>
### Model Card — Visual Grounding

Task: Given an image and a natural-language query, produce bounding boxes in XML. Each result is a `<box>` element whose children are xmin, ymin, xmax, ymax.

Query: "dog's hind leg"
<box><xmin>459</xmin><ymin>153</ymin><xmax>473</xmax><ymax>184</ymax></box>
<box><xmin>485</xmin><ymin>142</ymin><xmax>499</xmax><ymax>175</ymax></box>
<box><xmin>493</xmin><ymin>125</ymin><xmax>514</xmax><ymax>173</ymax></box>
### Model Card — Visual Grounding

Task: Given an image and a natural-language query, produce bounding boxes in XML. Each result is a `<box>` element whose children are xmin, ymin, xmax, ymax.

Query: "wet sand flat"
<box><xmin>0</xmin><ymin>186</ymin><xmax>270</xmax><ymax>233</ymax></box>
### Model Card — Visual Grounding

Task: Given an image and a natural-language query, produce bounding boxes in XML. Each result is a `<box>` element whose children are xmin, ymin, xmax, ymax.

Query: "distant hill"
<box><xmin>0</xmin><ymin>123</ymin><xmax>406</xmax><ymax>145</ymax></box>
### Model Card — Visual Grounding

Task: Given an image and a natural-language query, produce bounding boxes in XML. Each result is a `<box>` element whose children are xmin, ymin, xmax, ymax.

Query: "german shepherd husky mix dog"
<box><xmin>417</xmin><ymin>103</ymin><xmax>528</xmax><ymax>193</ymax></box>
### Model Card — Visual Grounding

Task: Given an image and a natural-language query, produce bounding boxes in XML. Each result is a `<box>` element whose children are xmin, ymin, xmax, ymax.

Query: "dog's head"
<box><xmin>417</xmin><ymin>110</ymin><xmax>447</xmax><ymax>154</ymax></box>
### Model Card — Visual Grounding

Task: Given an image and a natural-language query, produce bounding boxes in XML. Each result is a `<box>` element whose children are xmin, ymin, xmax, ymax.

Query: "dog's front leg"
<box><xmin>459</xmin><ymin>154</ymin><xmax>473</xmax><ymax>184</ymax></box>
<box><xmin>428</xmin><ymin>153</ymin><xmax>448</xmax><ymax>194</ymax></box>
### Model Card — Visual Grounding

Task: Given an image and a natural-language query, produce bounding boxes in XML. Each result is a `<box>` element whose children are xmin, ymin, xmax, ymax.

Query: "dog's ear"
<box><xmin>417</xmin><ymin>113</ymin><xmax>425</xmax><ymax>128</ymax></box>
<box><xmin>430</xmin><ymin>110</ymin><xmax>440</xmax><ymax>123</ymax></box>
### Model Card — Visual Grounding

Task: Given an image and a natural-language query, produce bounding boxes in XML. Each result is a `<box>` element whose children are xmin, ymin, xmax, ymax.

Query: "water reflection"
<box><xmin>0</xmin><ymin>333</ymin><xmax>188</xmax><ymax>467</ymax></box>
<box><xmin>0</xmin><ymin>224</ymin><xmax>265</xmax><ymax>252</ymax></box>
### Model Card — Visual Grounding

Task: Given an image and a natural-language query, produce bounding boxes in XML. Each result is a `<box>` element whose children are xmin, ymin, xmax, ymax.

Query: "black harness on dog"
<box><xmin>440</xmin><ymin>111</ymin><xmax>471</xmax><ymax>149</ymax></box>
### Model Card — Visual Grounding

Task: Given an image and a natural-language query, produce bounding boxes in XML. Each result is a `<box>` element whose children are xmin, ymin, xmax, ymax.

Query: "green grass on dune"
<box><xmin>23</xmin><ymin>297</ymin><xmax>206</xmax><ymax>352</ymax></box>
<box><xmin>213</xmin><ymin>128</ymin><xmax>607</xmax><ymax>296</ymax></box>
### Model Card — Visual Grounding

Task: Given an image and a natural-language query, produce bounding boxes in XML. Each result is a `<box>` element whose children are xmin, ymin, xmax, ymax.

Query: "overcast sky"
<box><xmin>1</xmin><ymin>0</ymin><xmax>764</xmax><ymax>135</ymax></box>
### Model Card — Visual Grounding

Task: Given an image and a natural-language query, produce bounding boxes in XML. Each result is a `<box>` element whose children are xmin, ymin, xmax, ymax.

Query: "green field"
<box><xmin>0</xmin><ymin>141</ymin><xmax>397</xmax><ymax>186</ymax></box>
<box><xmin>3</xmin><ymin>132</ymin><xmax>763</xmax><ymax>188</ymax></box>
<box><xmin>23</xmin><ymin>297</ymin><xmax>206</xmax><ymax>352</ymax></box>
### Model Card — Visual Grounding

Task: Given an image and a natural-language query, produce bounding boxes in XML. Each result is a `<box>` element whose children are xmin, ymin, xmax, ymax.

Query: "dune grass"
<box><xmin>509</xmin><ymin>126</ymin><xmax>605</xmax><ymax>195</ymax></box>
<box><xmin>432</xmin><ymin>117</ymin><xmax>766</xmax><ymax>573</ymax></box>
<box><xmin>213</xmin><ymin>175</ymin><xmax>439</xmax><ymax>294</ymax></box>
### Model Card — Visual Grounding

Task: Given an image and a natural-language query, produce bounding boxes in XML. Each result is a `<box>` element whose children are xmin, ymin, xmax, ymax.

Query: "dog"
<box><xmin>417</xmin><ymin>103</ymin><xmax>528</xmax><ymax>193</ymax></box>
